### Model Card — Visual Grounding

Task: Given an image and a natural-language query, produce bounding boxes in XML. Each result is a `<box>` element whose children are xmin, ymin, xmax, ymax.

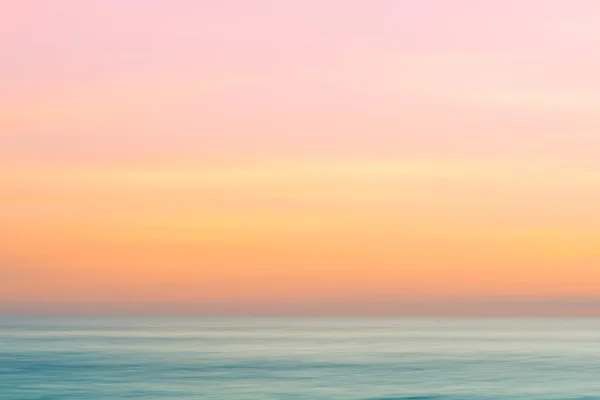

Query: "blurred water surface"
<box><xmin>2</xmin><ymin>317</ymin><xmax>600</xmax><ymax>399</ymax></box>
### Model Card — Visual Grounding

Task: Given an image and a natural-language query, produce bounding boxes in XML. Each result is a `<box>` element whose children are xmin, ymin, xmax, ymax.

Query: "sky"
<box><xmin>1</xmin><ymin>0</ymin><xmax>600</xmax><ymax>316</ymax></box>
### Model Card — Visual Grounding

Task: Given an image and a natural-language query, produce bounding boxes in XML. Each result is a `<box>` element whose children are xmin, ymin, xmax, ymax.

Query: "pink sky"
<box><xmin>2</xmin><ymin>1</ymin><xmax>600</xmax><ymax>315</ymax></box>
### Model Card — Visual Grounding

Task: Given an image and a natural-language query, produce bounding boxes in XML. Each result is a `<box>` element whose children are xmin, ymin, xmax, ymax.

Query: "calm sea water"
<box><xmin>1</xmin><ymin>317</ymin><xmax>600</xmax><ymax>399</ymax></box>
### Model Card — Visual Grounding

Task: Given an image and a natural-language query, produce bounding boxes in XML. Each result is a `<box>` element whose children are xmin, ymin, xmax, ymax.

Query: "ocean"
<box><xmin>1</xmin><ymin>317</ymin><xmax>600</xmax><ymax>399</ymax></box>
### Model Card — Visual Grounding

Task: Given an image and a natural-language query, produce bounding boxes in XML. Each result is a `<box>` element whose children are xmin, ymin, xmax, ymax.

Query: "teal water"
<box><xmin>1</xmin><ymin>317</ymin><xmax>600</xmax><ymax>399</ymax></box>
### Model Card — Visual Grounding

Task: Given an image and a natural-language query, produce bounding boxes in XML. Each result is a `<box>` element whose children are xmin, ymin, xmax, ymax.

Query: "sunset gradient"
<box><xmin>2</xmin><ymin>0</ymin><xmax>600</xmax><ymax>315</ymax></box>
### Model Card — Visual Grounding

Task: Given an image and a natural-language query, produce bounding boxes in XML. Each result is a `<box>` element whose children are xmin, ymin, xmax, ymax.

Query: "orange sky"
<box><xmin>2</xmin><ymin>1</ymin><xmax>600</xmax><ymax>315</ymax></box>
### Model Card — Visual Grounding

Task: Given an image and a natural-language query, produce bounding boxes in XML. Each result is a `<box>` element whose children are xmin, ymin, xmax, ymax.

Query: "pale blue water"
<box><xmin>1</xmin><ymin>317</ymin><xmax>600</xmax><ymax>399</ymax></box>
